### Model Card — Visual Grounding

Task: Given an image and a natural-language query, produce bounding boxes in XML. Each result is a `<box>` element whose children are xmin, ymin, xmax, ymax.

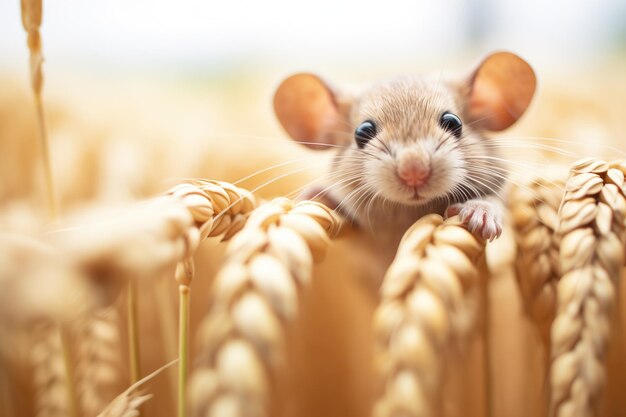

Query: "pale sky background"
<box><xmin>0</xmin><ymin>0</ymin><xmax>624</xmax><ymax>76</ymax></box>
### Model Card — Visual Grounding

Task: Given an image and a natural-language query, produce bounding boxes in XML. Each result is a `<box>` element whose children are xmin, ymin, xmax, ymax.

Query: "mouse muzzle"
<box><xmin>396</xmin><ymin>147</ymin><xmax>431</xmax><ymax>187</ymax></box>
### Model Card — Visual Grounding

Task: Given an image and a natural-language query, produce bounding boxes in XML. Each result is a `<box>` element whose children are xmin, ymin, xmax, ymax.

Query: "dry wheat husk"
<box><xmin>372</xmin><ymin>214</ymin><xmax>486</xmax><ymax>417</ymax></box>
<box><xmin>510</xmin><ymin>175</ymin><xmax>566</xmax><ymax>344</ymax></box>
<box><xmin>189</xmin><ymin>198</ymin><xmax>340</xmax><ymax>417</ymax></box>
<box><xmin>20</xmin><ymin>0</ymin><xmax>43</xmax><ymax>95</ymax></box>
<box><xmin>549</xmin><ymin>158</ymin><xmax>626</xmax><ymax>417</ymax></box>
<box><xmin>0</xmin><ymin>234</ymin><xmax>92</xmax><ymax>352</ymax></box>
<box><xmin>43</xmin><ymin>180</ymin><xmax>255</xmax><ymax>303</ymax></box>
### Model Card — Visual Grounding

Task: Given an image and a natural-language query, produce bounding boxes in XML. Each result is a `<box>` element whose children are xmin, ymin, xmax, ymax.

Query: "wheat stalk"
<box><xmin>510</xmin><ymin>175</ymin><xmax>566</xmax><ymax>345</ymax></box>
<box><xmin>127</xmin><ymin>280</ymin><xmax>142</xmax><ymax>388</ymax></box>
<box><xmin>76</xmin><ymin>307</ymin><xmax>123</xmax><ymax>417</ymax></box>
<box><xmin>372</xmin><ymin>214</ymin><xmax>486</xmax><ymax>417</ymax></box>
<box><xmin>166</xmin><ymin>180</ymin><xmax>257</xmax><ymax>417</ymax></box>
<box><xmin>189</xmin><ymin>198</ymin><xmax>339</xmax><ymax>417</ymax></box>
<box><xmin>549</xmin><ymin>158</ymin><xmax>626</xmax><ymax>417</ymax></box>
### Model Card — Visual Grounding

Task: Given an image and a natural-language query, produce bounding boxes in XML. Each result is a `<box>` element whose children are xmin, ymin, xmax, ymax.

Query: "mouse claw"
<box><xmin>445</xmin><ymin>200</ymin><xmax>503</xmax><ymax>241</ymax></box>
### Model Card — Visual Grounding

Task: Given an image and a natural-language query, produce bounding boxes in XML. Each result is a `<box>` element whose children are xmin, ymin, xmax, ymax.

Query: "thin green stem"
<box><xmin>176</xmin><ymin>259</ymin><xmax>193</xmax><ymax>417</ymax></box>
<box><xmin>178</xmin><ymin>283</ymin><xmax>190</xmax><ymax>417</ymax></box>
<box><xmin>480</xmin><ymin>255</ymin><xmax>493</xmax><ymax>417</ymax></box>
<box><xmin>154</xmin><ymin>274</ymin><xmax>179</xmax><ymax>405</ymax></box>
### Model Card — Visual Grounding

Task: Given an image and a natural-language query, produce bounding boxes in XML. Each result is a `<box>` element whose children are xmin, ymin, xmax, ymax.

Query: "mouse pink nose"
<box><xmin>397</xmin><ymin>162</ymin><xmax>431</xmax><ymax>187</ymax></box>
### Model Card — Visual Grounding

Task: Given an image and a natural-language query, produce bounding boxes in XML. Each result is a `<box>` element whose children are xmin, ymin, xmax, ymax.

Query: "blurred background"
<box><xmin>1</xmin><ymin>0</ymin><xmax>625</xmax><ymax>218</ymax></box>
<box><xmin>1</xmin><ymin>1</ymin><xmax>625</xmax><ymax>417</ymax></box>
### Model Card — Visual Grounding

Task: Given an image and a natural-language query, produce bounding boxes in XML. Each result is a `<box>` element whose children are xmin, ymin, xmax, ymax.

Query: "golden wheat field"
<box><xmin>2</xmin><ymin>1</ymin><xmax>626</xmax><ymax>417</ymax></box>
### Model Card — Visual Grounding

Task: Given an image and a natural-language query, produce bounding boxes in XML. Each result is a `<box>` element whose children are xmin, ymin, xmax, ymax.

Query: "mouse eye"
<box><xmin>355</xmin><ymin>120</ymin><xmax>377</xmax><ymax>148</ymax></box>
<box><xmin>439</xmin><ymin>112</ymin><xmax>462</xmax><ymax>138</ymax></box>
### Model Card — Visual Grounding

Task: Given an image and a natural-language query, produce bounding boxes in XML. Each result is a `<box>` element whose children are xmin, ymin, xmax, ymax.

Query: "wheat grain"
<box><xmin>510</xmin><ymin>175</ymin><xmax>565</xmax><ymax>345</ymax></box>
<box><xmin>76</xmin><ymin>307</ymin><xmax>123</xmax><ymax>417</ymax></box>
<box><xmin>189</xmin><ymin>198</ymin><xmax>339</xmax><ymax>417</ymax></box>
<box><xmin>372</xmin><ymin>214</ymin><xmax>486</xmax><ymax>417</ymax></box>
<box><xmin>31</xmin><ymin>324</ymin><xmax>71</xmax><ymax>417</ymax></box>
<box><xmin>549</xmin><ymin>158</ymin><xmax>626</xmax><ymax>417</ymax></box>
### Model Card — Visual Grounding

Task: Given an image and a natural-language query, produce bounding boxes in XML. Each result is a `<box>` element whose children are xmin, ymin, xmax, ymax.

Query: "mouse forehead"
<box><xmin>353</xmin><ymin>76</ymin><xmax>460</xmax><ymax>137</ymax></box>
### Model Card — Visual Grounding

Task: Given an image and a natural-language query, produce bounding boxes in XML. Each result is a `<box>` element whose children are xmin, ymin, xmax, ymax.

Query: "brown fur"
<box><xmin>274</xmin><ymin>52</ymin><xmax>537</xmax><ymax>260</ymax></box>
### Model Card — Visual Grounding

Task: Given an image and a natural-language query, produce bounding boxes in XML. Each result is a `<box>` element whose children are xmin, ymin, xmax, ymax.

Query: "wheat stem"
<box><xmin>178</xmin><ymin>286</ymin><xmax>190</xmax><ymax>417</ymax></box>
<box><xmin>480</xmin><ymin>255</ymin><xmax>493</xmax><ymax>417</ymax></box>
<box><xmin>20</xmin><ymin>3</ymin><xmax>78</xmax><ymax>416</ymax></box>
<box><xmin>34</xmin><ymin>94</ymin><xmax>58</xmax><ymax>219</ymax></box>
<box><xmin>154</xmin><ymin>274</ymin><xmax>178</xmax><ymax>405</ymax></box>
<box><xmin>176</xmin><ymin>260</ymin><xmax>193</xmax><ymax>417</ymax></box>
<box><xmin>127</xmin><ymin>280</ymin><xmax>141</xmax><ymax>385</ymax></box>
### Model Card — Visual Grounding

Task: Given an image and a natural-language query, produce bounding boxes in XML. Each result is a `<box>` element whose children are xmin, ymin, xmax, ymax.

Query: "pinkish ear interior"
<box><xmin>467</xmin><ymin>51</ymin><xmax>537</xmax><ymax>132</ymax></box>
<box><xmin>273</xmin><ymin>73</ymin><xmax>346</xmax><ymax>149</ymax></box>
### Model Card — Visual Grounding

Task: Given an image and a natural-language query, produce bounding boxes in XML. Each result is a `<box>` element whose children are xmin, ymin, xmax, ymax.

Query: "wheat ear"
<box><xmin>20</xmin><ymin>0</ymin><xmax>57</xmax><ymax>218</ymax></box>
<box><xmin>31</xmin><ymin>324</ymin><xmax>79</xmax><ymax>417</ymax></box>
<box><xmin>76</xmin><ymin>307</ymin><xmax>123</xmax><ymax>417</ymax></box>
<box><xmin>189</xmin><ymin>198</ymin><xmax>339</xmax><ymax>417</ymax></box>
<box><xmin>372</xmin><ymin>214</ymin><xmax>486</xmax><ymax>417</ymax></box>
<box><xmin>549</xmin><ymin>158</ymin><xmax>626</xmax><ymax>417</ymax></box>
<box><xmin>510</xmin><ymin>176</ymin><xmax>565</xmax><ymax>345</ymax></box>
<box><xmin>167</xmin><ymin>180</ymin><xmax>257</xmax><ymax>417</ymax></box>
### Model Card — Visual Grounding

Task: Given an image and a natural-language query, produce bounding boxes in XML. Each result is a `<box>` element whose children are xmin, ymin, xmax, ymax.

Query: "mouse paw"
<box><xmin>445</xmin><ymin>200</ymin><xmax>503</xmax><ymax>241</ymax></box>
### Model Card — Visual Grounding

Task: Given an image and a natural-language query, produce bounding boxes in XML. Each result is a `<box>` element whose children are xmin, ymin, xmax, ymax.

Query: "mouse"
<box><xmin>272</xmin><ymin>51</ymin><xmax>536</xmax><ymax>260</ymax></box>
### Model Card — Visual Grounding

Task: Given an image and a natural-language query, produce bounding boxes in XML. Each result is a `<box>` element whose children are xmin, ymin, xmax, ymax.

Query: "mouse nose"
<box><xmin>397</xmin><ymin>158</ymin><xmax>431</xmax><ymax>187</ymax></box>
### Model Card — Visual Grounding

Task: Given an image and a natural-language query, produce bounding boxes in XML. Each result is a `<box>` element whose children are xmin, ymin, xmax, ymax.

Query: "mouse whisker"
<box><xmin>212</xmin><ymin>164</ymin><xmax>338</xmax><ymax>223</ymax></box>
<box><xmin>468</xmin><ymin>165</ymin><xmax>565</xmax><ymax>205</ymax></box>
<box><xmin>477</xmin><ymin>141</ymin><xmax>579</xmax><ymax>158</ymax></box>
<box><xmin>492</xmin><ymin>136</ymin><xmax>626</xmax><ymax>157</ymax></box>
<box><xmin>464</xmin><ymin>160</ymin><xmax>569</xmax><ymax>193</ymax></box>
<box><xmin>365</xmin><ymin>189</ymin><xmax>384</xmax><ymax>235</ymax></box>
<box><xmin>201</xmin><ymin>132</ymin><xmax>352</xmax><ymax>150</ymax></box>
<box><xmin>336</xmin><ymin>183</ymin><xmax>373</xmax><ymax>226</ymax></box>
<box><xmin>464</xmin><ymin>155</ymin><xmax>563</xmax><ymax>173</ymax></box>
<box><xmin>230</xmin><ymin>155</ymin><xmax>334</xmax><ymax>185</ymax></box>
<box><xmin>283</xmin><ymin>174</ymin><xmax>364</xmax><ymax>202</ymax></box>
<box><xmin>465</xmin><ymin>171</ymin><xmax>507</xmax><ymax>197</ymax></box>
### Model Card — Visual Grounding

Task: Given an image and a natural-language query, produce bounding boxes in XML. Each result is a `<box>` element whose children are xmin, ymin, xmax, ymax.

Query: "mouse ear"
<box><xmin>273</xmin><ymin>73</ymin><xmax>349</xmax><ymax>149</ymax></box>
<box><xmin>466</xmin><ymin>51</ymin><xmax>536</xmax><ymax>132</ymax></box>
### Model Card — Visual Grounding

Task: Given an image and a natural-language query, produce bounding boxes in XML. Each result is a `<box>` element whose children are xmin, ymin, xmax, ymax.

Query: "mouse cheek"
<box><xmin>365</xmin><ymin>158</ymin><xmax>407</xmax><ymax>203</ymax></box>
<box><xmin>431</xmin><ymin>151</ymin><xmax>463</xmax><ymax>194</ymax></box>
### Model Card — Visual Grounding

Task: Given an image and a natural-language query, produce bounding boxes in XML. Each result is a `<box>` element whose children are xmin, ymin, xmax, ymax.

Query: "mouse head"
<box><xmin>273</xmin><ymin>51</ymin><xmax>536</xmax><ymax>207</ymax></box>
